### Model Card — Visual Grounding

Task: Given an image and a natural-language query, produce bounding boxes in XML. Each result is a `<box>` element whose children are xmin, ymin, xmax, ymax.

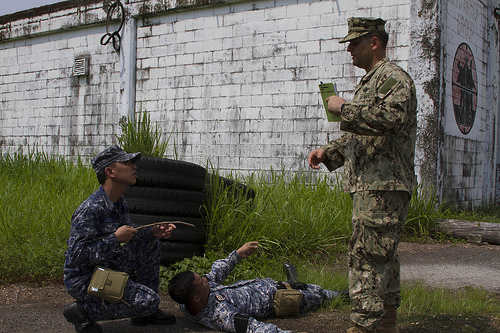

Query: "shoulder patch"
<box><xmin>379</xmin><ymin>77</ymin><xmax>398</xmax><ymax>95</ymax></box>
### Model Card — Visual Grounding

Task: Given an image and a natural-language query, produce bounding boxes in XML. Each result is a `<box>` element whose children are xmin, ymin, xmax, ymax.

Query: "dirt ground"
<box><xmin>1</xmin><ymin>241</ymin><xmax>499</xmax><ymax>333</ymax></box>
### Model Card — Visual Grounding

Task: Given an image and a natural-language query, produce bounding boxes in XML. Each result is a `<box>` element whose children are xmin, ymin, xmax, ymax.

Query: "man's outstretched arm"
<box><xmin>206</xmin><ymin>242</ymin><xmax>259</xmax><ymax>284</ymax></box>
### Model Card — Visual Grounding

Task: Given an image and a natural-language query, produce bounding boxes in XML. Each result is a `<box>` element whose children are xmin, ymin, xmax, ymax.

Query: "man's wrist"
<box><xmin>233</xmin><ymin>250</ymin><xmax>243</xmax><ymax>261</ymax></box>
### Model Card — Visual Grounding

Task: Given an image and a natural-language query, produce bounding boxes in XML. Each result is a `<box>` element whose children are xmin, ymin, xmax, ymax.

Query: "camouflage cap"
<box><xmin>339</xmin><ymin>17</ymin><xmax>386</xmax><ymax>43</ymax></box>
<box><xmin>91</xmin><ymin>145</ymin><xmax>141</xmax><ymax>174</ymax></box>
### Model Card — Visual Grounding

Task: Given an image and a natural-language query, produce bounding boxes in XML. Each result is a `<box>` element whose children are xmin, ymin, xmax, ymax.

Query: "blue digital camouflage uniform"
<box><xmin>179</xmin><ymin>250</ymin><xmax>338</xmax><ymax>333</ymax></box>
<box><xmin>64</xmin><ymin>186</ymin><xmax>161</xmax><ymax>322</ymax></box>
<box><xmin>321</xmin><ymin>58</ymin><xmax>417</xmax><ymax>330</ymax></box>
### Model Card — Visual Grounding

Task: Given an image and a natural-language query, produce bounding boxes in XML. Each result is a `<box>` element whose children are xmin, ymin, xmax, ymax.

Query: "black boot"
<box><xmin>62</xmin><ymin>302</ymin><xmax>102</xmax><ymax>333</ymax></box>
<box><xmin>283</xmin><ymin>262</ymin><xmax>308</xmax><ymax>290</ymax></box>
<box><xmin>283</xmin><ymin>262</ymin><xmax>299</xmax><ymax>284</ymax></box>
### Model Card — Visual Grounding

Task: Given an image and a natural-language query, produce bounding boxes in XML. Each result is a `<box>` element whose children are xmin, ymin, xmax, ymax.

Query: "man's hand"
<box><xmin>151</xmin><ymin>223</ymin><xmax>176</xmax><ymax>240</ymax></box>
<box><xmin>236</xmin><ymin>242</ymin><xmax>259</xmax><ymax>258</ymax></box>
<box><xmin>308</xmin><ymin>148</ymin><xmax>327</xmax><ymax>170</ymax></box>
<box><xmin>114</xmin><ymin>225</ymin><xmax>138</xmax><ymax>243</ymax></box>
<box><xmin>326</xmin><ymin>95</ymin><xmax>345</xmax><ymax>116</ymax></box>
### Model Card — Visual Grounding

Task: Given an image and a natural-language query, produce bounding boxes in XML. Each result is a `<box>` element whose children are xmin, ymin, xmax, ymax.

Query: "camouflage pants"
<box><xmin>349</xmin><ymin>190</ymin><xmax>411</xmax><ymax>330</ymax></box>
<box><xmin>82</xmin><ymin>239</ymin><xmax>161</xmax><ymax>322</ymax></box>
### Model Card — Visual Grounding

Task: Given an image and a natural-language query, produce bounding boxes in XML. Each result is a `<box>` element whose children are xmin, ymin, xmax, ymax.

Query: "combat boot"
<box><xmin>62</xmin><ymin>302</ymin><xmax>102</xmax><ymax>333</ymax></box>
<box><xmin>377</xmin><ymin>306</ymin><xmax>399</xmax><ymax>333</ymax></box>
<box><xmin>283</xmin><ymin>262</ymin><xmax>299</xmax><ymax>284</ymax></box>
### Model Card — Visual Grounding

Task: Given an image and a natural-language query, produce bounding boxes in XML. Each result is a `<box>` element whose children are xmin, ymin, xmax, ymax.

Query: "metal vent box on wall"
<box><xmin>73</xmin><ymin>57</ymin><xmax>89</xmax><ymax>76</ymax></box>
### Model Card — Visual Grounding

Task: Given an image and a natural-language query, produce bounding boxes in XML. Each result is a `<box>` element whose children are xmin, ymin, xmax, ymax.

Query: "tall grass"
<box><xmin>0</xmin><ymin>150</ymin><xmax>96</xmax><ymax>283</ymax></box>
<box><xmin>116</xmin><ymin>111</ymin><xmax>175</xmax><ymax>158</ymax></box>
<box><xmin>399</xmin><ymin>282</ymin><xmax>500</xmax><ymax>331</ymax></box>
<box><xmin>401</xmin><ymin>282</ymin><xmax>500</xmax><ymax>318</ymax></box>
<box><xmin>203</xmin><ymin>170</ymin><xmax>449</xmax><ymax>259</ymax></box>
<box><xmin>203</xmin><ymin>170</ymin><xmax>352</xmax><ymax>261</ymax></box>
<box><xmin>405</xmin><ymin>184</ymin><xmax>446</xmax><ymax>238</ymax></box>
<box><xmin>0</xmin><ymin>151</ymin><xmax>469</xmax><ymax>285</ymax></box>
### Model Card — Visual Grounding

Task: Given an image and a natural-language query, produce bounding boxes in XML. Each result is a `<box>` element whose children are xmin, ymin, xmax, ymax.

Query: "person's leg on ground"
<box><xmin>82</xmin><ymin>279</ymin><xmax>160</xmax><ymax>321</ymax></box>
<box><xmin>299</xmin><ymin>284</ymin><xmax>342</xmax><ymax>313</ymax></box>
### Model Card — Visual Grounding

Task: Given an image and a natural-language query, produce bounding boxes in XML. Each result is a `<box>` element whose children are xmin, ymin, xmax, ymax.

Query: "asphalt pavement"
<box><xmin>399</xmin><ymin>241</ymin><xmax>500</xmax><ymax>291</ymax></box>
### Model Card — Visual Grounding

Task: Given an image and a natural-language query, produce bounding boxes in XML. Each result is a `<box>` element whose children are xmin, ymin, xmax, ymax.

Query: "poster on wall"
<box><xmin>452</xmin><ymin>42</ymin><xmax>477</xmax><ymax>135</ymax></box>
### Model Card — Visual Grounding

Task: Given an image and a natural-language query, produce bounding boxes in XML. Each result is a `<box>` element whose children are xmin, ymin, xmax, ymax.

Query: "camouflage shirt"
<box><xmin>322</xmin><ymin>58</ymin><xmax>417</xmax><ymax>194</ymax></box>
<box><xmin>180</xmin><ymin>251</ymin><xmax>293</xmax><ymax>333</ymax></box>
<box><xmin>63</xmin><ymin>186</ymin><xmax>155</xmax><ymax>300</ymax></box>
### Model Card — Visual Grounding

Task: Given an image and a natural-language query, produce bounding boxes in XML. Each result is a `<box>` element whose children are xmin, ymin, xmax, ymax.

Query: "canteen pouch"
<box><xmin>273</xmin><ymin>283</ymin><xmax>303</xmax><ymax>316</ymax></box>
<box><xmin>87</xmin><ymin>267</ymin><xmax>129</xmax><ymax>304</ymax></box>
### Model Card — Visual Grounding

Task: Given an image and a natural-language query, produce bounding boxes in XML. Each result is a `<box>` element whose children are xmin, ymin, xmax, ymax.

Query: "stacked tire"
<box><xmin>124</xmin><ymin>157</ymin><xmax>207</xmax><ymax>266</ymax></box>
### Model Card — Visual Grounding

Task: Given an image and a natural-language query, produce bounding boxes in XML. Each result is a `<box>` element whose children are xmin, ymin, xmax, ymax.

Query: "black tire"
<box><xmin>135</xmin><ymin>156</ymin><xmax>206</xmax><ymax>191</ymax></box>
<box><xmin>160</xmin><ymin>241</ymin><xmax>205</xmax><ymax>266</ymax></box>
<box><xmin>125</xmin><ymin>187</ymin><xmax>207</xmax><ymax>216</ymax></box>
<box><xmin>129</xmin><ymin>213</ymin><xmax>206</xmax><ymax>243</ymax></box>
<box><xmin>127</xmin><ymin>157</ymin><xmax>208</xmax><ymax>265</ymax></box>
<box><xmin>125</xmin><ymin>186</ymin><xmax>206</xmax><ymax>204</ymax></box>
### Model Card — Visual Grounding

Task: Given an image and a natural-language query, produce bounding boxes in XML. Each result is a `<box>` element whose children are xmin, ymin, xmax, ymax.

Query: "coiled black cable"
<box><xmin>100</xmin><ymin>1</ymin><xmax>125</xmax><ymax>52</ymax></box>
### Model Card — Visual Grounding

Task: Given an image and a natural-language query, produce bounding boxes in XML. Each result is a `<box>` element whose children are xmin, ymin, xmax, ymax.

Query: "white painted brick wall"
<box><xmin>0</xmin><ymin>17</ymin><xmax>122</xmax><ymax>156</ymax></box>
<box><xmin>132</xmin><ymin>0</ymin><xmax>403</xmax><ymax>174</ymax></box>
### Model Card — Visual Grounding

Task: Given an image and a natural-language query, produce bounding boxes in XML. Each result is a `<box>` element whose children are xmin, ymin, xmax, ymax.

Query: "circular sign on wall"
<box><xmin>452</xmin><ymin>43</ymin><xmax>478</xmax><ymax>135</ymax></box>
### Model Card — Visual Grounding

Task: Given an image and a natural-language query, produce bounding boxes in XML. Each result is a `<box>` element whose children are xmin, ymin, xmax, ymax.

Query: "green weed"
<box><xmin>116</xmin><ymin>111</ymin><xmax>175</xmax><ymax>158</ymax></box>
<box><xmin>203</xmin><ymin>169</ymin><xmax>351</xmax><ymax>261</ymax></box>
<box><xmin>405</xmin><ymin>184</ymin><xmax>446</xmax><ymax>238</ymax></box>
<box><xmin>0</xmin><ymin>150</ymin><xmax>96</xmax><ymax>283</ymax></box>
<box><xmin>399</xmin><ymin>282</ymin><xmax>500</xmax><ymax>331</ymax></box>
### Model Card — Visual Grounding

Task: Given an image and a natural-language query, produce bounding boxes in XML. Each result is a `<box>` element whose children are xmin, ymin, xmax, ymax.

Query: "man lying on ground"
<box><xmin>168</xmin><ymin>241</ymin><xmax>346</xmax><ymax>333</ymax></box>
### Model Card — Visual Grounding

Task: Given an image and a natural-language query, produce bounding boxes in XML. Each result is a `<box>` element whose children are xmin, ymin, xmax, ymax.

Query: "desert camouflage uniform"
<box><xmin>321</xmin><ymin>58</ymin><xmax>417</xmax><ymax>330</ymax></box>
<box><xmin>180</xmin><ymin>250</ymin><xmax>338</xmax><ymax>333</ymax></box>
<box><xmin>64</xmin><ymin>186</ymin><xmax>161</xmax><ymax>321</ymax></box>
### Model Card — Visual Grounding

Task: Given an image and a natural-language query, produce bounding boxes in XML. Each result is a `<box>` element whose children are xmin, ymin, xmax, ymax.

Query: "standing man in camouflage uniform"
<box><xmin>168</xmin><ymin>241</ymin><xmax>344</xmax><ymax>333</ymax></box>
<box><xmin>63</xmin><ymin>145</ymin><xmax>177</xmax><ymax>333</ymax></box>
<box><xmin>308</xmin><ymin>18</ymin><xmax>417</xmax><ymax>333</ymax></box>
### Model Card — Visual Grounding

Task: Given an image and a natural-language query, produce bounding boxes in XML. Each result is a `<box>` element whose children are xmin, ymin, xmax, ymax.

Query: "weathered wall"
<box><xmin>440</xmin><ymin>0</ymin><xmax>499</xmax><ymax>208</ymax></box>
<box><xmin>133</xmin><ymin>0</ymin><xmax>413</xmax><ymax>175</ymax></box>
<box><xmin>0</xmin><ymin>1</ymin><xmax>119</xmax><ymax>157</ymax></box>
<box><xmin>0</xmin><ymin>0</ymin><xmax>415</xmax><ymax>169</ymax></box>
<box><xmin>0</xmin><ymin>0</ymin><xmax>499</xmax><ymax>207</ymax></box>
<box><xmin>409</xmin><ymin>0</ymin><xmax>442</xmax><ymax>191</ymax></box>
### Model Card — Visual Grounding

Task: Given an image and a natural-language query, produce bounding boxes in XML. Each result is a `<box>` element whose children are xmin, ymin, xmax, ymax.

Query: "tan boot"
<box><xmin>377</xmin><ymin>306</ymin><xmax>399</xmax><ymax>333</ymax></box>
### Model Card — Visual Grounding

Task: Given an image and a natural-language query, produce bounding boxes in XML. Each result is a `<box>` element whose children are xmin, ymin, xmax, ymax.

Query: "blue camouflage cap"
<box><xmin>91</xmin><ymin>145</ymin><xmax>141</xmax><ymax>174</ymax></box>
<box><xmin>339</xmin><ymin>17</ymin><xmax>386</xmax><ymax>43</ymax></box>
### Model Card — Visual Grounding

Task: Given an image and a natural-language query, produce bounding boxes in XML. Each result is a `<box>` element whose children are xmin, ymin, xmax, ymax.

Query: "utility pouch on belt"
<box><xmin>87</xmin><ymin>267</ymin><xmax>129</xmax><ymax>304</ymax></box>
<box><xmin>273</xmin><ymin>282</ymin><xmax>302</xmax><ymax>316</ymax></box>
